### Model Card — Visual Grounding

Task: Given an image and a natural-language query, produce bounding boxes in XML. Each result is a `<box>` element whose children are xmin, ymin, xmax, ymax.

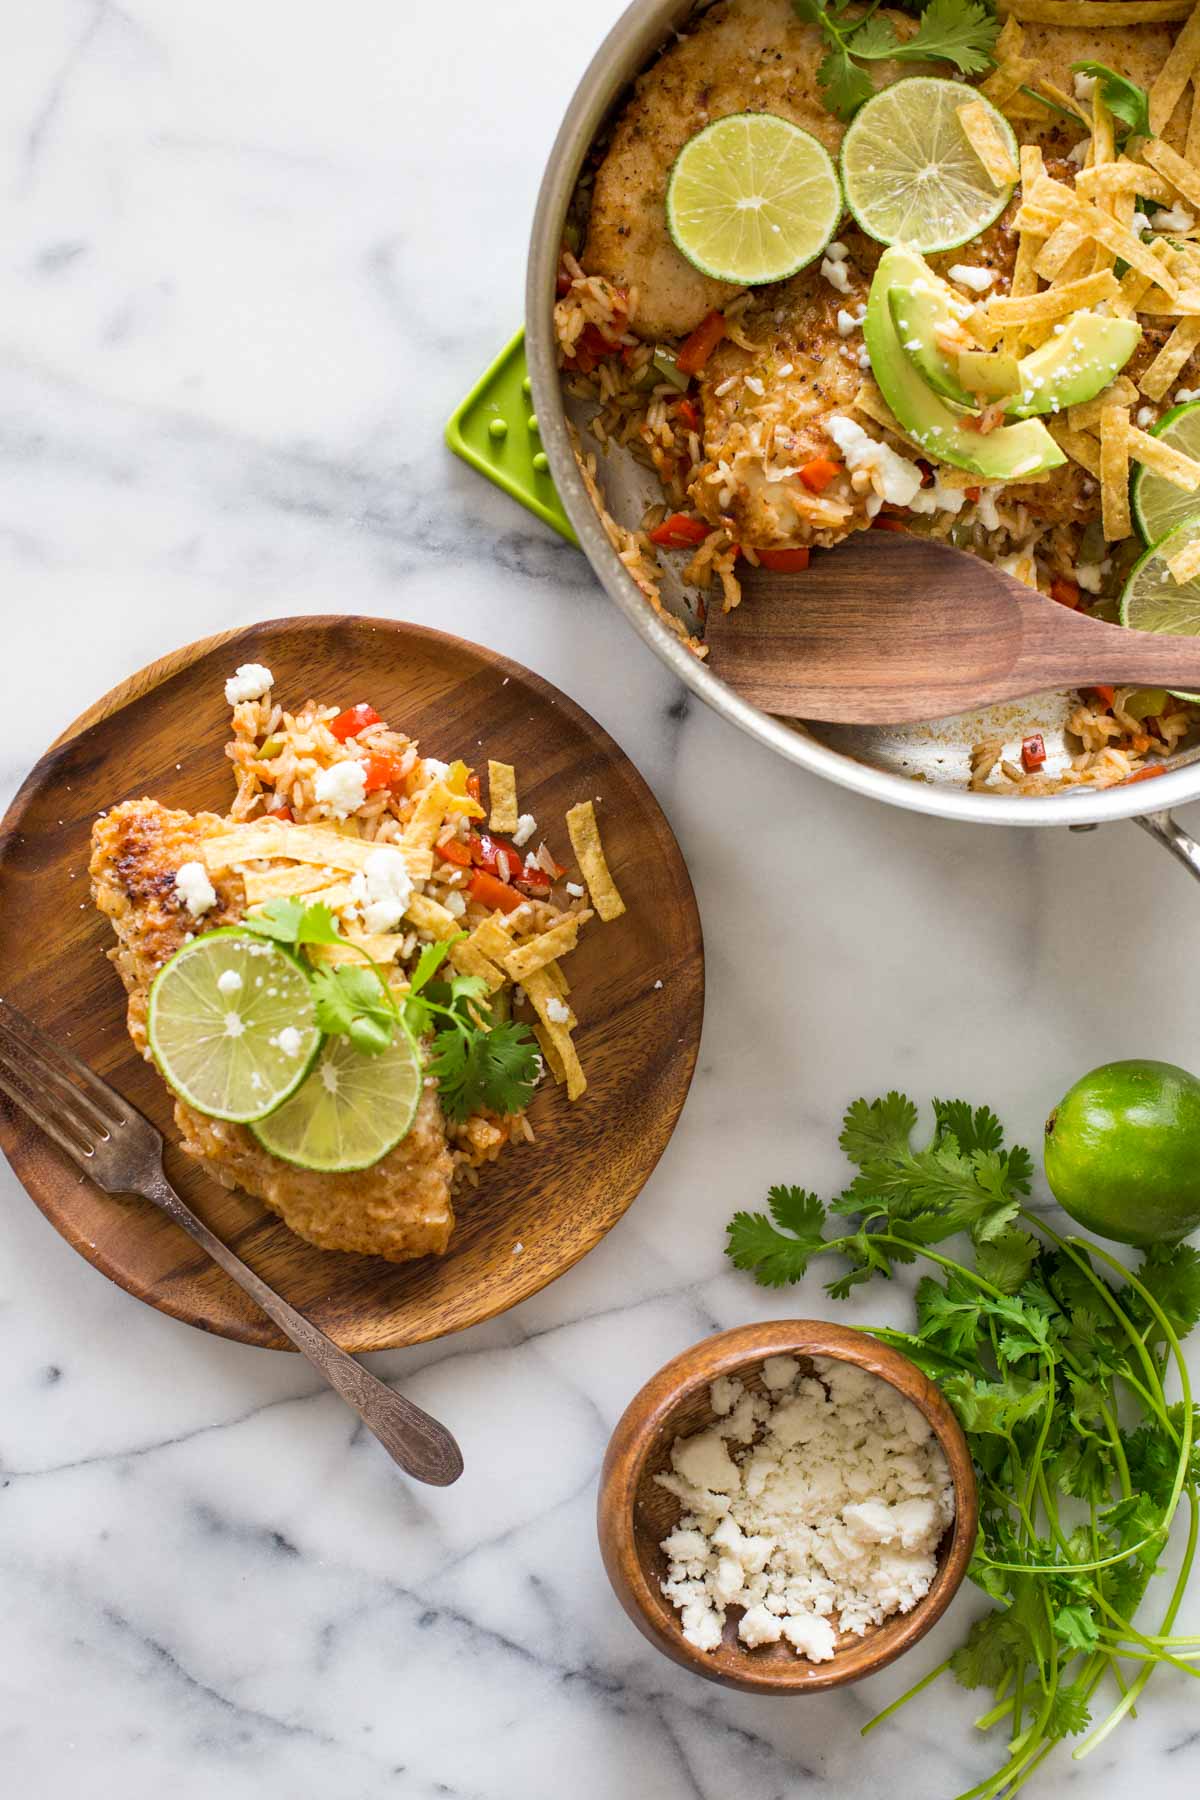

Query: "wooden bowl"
<box><xmin>0</xmin><ymin>615</ymin><xmax>704</xmax><ymax>1351</ymax></box>
<box><xmin>597</xmin><ymin>1320</ymin><xmax>977</xmax><ymax>1693</ymax></box>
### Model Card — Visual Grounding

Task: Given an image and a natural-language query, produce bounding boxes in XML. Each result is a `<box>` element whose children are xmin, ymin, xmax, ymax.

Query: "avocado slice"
<box><xmin>888</xmin><ymin>279</ymin><xmax>978</xmax><ymax>409</ymax></box>
<box><xmin>865</xmin><ymin>247</ymin><xmax>1066</xmax><ymax>481</ymax></box>
<box><xmin>959</xmin><ymin>349</ymin><xmax>1021</xmax><ymax>402</ymax></box>
<box><xmin>1004</xmin><ymin>312</ymin><xmax>1142</xmax><ymax>418</ymax></box>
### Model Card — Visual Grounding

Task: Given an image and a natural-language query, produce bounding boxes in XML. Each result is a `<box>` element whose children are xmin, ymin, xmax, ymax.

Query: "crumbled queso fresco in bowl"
<box><xmin>655</xmin><ymin>1354</ymin><xmax>954</xmax><ymax>1659</ymax></box>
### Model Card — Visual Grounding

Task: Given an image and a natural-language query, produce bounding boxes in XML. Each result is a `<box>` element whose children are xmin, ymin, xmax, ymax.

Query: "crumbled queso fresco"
<box><xmin>174</xmin><ymin>860</ymin><xmax>217</xmax><ymax>918</ymax></box>
<box><xmin>224</xmin><ymin>663</ymin><xmax>274</xmax><ymax>706</ymax></box>
<box><xmin>657</xmin><ymin>1355</ymin><xmax>954</xmax><ymax>1659</ymax></box>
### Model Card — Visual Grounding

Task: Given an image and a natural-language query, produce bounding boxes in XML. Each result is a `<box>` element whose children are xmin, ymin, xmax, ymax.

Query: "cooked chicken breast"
<box><xmin>90</xmin><ymin>799</ymin><xmax>456</xmax><ymax>1263</ymax></box>
<box><xmin>582</xmin><ymin>0</ymin><xmax>1186</xmax><ymax>343</ymax></box>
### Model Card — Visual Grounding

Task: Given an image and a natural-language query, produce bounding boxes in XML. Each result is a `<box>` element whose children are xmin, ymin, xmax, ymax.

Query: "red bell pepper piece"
<box><xmin>872</xmin><ymin>515</ymin><xmax>908</xmax><ymax>532</ymax></box>
<box><xmin>267</xmin><ymin>804</ymin><xmax>293</xmax><ymax>822</ymax></box>
<box><xmin>676</xmin><ymin>397</ymin><xmax>701</xmax><ymax>432</ymax></box>
<box><xmin>1021</xmin><ymin>733</ymin><xmax>1047</xmax><ymax>772</ymax></box>
<box><xmin>330</xmin><ymin>703</ymin><xmax>381</xmax><ymax>742</ymax></box>
<box><xmin>798</xmin><ymin>459</ymin><xmax>840</xmax><ymax>494</ymax></box>
<box><xmin>649</xmin><ymin>513</ymin><xmax>710</xmax><ymax>549</ymax></box>
<box><xmin>1087</xmin><ymin>685</ymin><xmax>1116</xmax><ymax>710</ymax></box>
<box><xmin>1124</xmin><ymin>762</ymin><xmax>1167</xmax><ymax>784</ymax></box>
<box><xmin>1050</xmin><ymin>578</ymin><xmax>1080</xmax><ymax>610</ymax></box>
<box><xmin>363</xmin><ymin>752</ymin><xmax>406</xmax><ymax>793</ymax></box>
<box><xmin>676</xmin><ymin>311</ymin><xmax>726</xmax><ymax>376</ymax></box>
<box><xmin>755</xmin><ymin>547</ymin><xmax>811</xmax><ymax>572</ymax></box>
<box><xmin>468</xmin><ymin>869</ymin><xmax>525</xmax><ymax>914</ymax></box>
<box><xmin>435</xmin><ymin>838</ymin><xmax>473</xmax><ymax>868</ymax></box>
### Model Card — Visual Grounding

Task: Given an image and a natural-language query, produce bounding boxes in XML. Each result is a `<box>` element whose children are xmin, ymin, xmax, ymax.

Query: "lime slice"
<box><xmin>148</xmin><ymin>929</ymin><xmax>321</xmax><ymax>1122</ymax></box>
<box><xmin>666</xmin><ymin>112</ymin><xmax>842</xmax><ymax>285</ymax></box>
<box><xmin>1132</xmin><ymin>401</ymin><xmax>1200</xmax><ymax>546</ymax></box>
<box><xmin>250</xmin><ymin>1021</ymin><xmax>424</xmax><ymax>1172</ymax></box>
<box><xmin>1119</xmin><ymin>518</ymin><xmax>1200</xmax><ymax>704</ymax></box>
<box><xmin>840</xmin><ymin>78</ymin><xmax>1016</xmax><ymax>253</ymax></box>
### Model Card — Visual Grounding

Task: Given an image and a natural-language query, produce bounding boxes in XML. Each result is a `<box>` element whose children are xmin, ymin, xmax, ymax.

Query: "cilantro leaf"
<box><xmin>427</xmin><ymin>1018</ymin><xmax>540</xmax><ymax>1121</ymax></box>
<box><xmin>975</xmin><ymin>1227</ymin><xmax>1039</xmax><ymax>1295</ymax></box>
<box><xmin>942</xmin><ymin>1371</ymin><xmax>1050</xmax><ymax>1436</ymax></box>
<box><xmin>726</xmin><ymin>1188</ymin><xmax>828</xmax><ymax>1287</ymax></box>
<box><xmin>310</xmin><ymin>964</ymin><xmax>395</xmax><ymax>1055</ymax></box>
<box><xmin>1046</xmin><ymin>1681</ymin><xmax>1092</xmax><ymax>1740</ymax></box>
<box><xmin>916</xmin><ymin>1272</ymin><xmax>981</xmax><ymax>1356</ymax></box>
<box><xmin>1071</xmin><ymin>61</ymin><xmax>1151</xmax><ymax>140</ymax></box>
<box><xmin>817</xmin><ymin>44</ymin><xmax>875</xmax><ymax>121</ymax></box>
<box><xmin>950</xmin><ymin>1609</ymin><xmax>1032</xmax><ymax>1690</ymax></box>
<box><xmin>934</xmin><ymin>1099</ymin><xmax>1005</xmax><ymax>1157</ymax></box>
<box><xmin>893</xmin><ymin>0</ymin><xmax>999</xmax><ymax>74</ymax></box>
<box><xmin>1053</xmin><ymin>1602</ymin><xmax>1100</xmax><ymax>1655</ymax></box>
<box><xmin>1130</xmin><ymin>1241</ymin><xmax>1200</xmax><ymax>1342</ymax></box>
<box><xmin>242</xmin><ymin>898</ymin><xmax>343</xmax><ymax>947</ymax></box>
<box><xmin>840</xmin><ymin>1092</ymin><xmax>919</xmax><ymax>1166</ymax></box>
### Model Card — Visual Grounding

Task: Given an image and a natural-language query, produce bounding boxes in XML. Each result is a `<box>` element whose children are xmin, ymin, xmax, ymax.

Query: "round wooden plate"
<box><xmin>0</xmin><ymin>617</ymin><xmax>704</xmax><ymax>1351</ymax></box>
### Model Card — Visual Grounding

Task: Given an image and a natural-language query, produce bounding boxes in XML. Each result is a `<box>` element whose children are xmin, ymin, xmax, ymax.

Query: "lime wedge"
<box><xmin>1132</xmin><ymin>401</ymin><xmax>1200</xmax><ymax>546</ymax></box>
<box><xmin>250</xmin><ymin>1021</ymin><xmax>424</xmax><ymax>1172</ymax></box>
<box><xmin>840</xmin><ymin>78</ymin><xmax>1016</xmax><ymax>253</ymax></box>
<box><xmin>147</xmin><ymin>929</ymin><xmax>321</xmax><ymax>1122</ymax></box>
<box><xmin>1120</xmin><ymin>519</ymin><xmax>1200</xmax><ymax>703</ymax></box>
<box><xmin>666</xmin><ymin>112</ymin><xmax>842</xmax><ymax>285</ymax></box>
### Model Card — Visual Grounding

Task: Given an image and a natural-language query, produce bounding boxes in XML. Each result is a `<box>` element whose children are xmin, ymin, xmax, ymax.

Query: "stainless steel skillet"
<box><xmin>524</xmin><ymin>0</ymin><xmax>1200</xmax><ymax>879</ymax></box>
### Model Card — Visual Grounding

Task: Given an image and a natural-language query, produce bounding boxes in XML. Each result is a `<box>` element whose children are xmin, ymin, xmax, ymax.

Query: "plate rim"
<box><xmin>0</xmin><ymin>614</ymin><xmax>705</xmax><ymax>1350</ymax></box>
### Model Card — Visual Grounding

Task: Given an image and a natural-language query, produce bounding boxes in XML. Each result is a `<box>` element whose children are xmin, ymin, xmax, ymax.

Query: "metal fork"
<box><xmin>0</xmin><ymin>998</ymin><xmax>463</xmax><ymax>1486</ymax></box>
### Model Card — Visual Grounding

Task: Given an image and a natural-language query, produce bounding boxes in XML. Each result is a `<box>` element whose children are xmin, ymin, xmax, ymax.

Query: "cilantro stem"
<box><xmin>859</xmin><ymin>1654</ymin><xmax>951</xmax><ymax>1736</ymax></box>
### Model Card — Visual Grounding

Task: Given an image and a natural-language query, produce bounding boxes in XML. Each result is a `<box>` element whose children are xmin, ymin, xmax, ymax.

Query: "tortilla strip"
<box><xmin>1113</xmin><ymin>237</ymin><xmax>1178</xmax><ymax>314</ymax></box>
<box><xmin>241</xmin><ymin>863</ymin><xmax>338</xmax><ymax>905</ymax></box>
<box><xmin>405</xmin><ymin>892</ymin><xmax>460</xmax><ymax>937</ymax></box>
<box><xmin>998</xmin><ymin>0</ymin><xmax>1194</xmax><ymax>21</ymax></box>
<box><xmin>1188</xmin><ymin>81</ymin><xmax>1200</xmax><ymax>165</ymax></box>
<box><xmin>1100</xmin><ymin>406</ymin><xmax>1132</xmax><ymax>541</ymax></box>
<box><xmin>983</xmin><ymin>268</ymin><xmax>1118</xmax><ymax>326</ymax></box>
<box><xmin>851</xmin><ymin>380</ymin><xmax>924</xmax><ymax>449</ymax></box>
<box><xmin>1166</xmin><ymin>534</ymin><xmax>1200</xmax><ymax>582</ymax></box>
<box><xmin>308</xmin><ymin>933</ymin><xmax>406</xmax><ymax>968</ymax></box>
<box><xmin>202</xmin><ymin>821</ymin><xmax>432</xmax><ymax>881</ymax></box>
<box><xmin>1034</xmin><ymin>218</ymin><xmax>1090</xmax><ymax>282</ymax></box>
<box><xmin>467</xmin><ymin>911</ymin><xmax>514</xmax><ymax>962</ymax></box>
<box><xmin>487</xmin><ymin>760</ymin><xmax>519</xmax><ymax>835</ymax></box>
<box><xmin>565</xmin><ymin>801</ymin><xmax>626</xmax><ymax>922</ymax></box>
<box><xmin>1140</xmin><ymin>316</ymin><xmax>1200</xmax><ymax>398</ymax></box>
<box><xmin>540</xmin><ymin>959</ymin><xmax>571</xmax><ymax>998</ymax></box>
<box><xmin>502</xmin><ymin>914</ymin><xmax>590</xmax><ymax>983</ymax></box>
<box><xmin>401</xmin><ymin>782</ymin><xmax>452</xmax><ymax>855</ymax></box>
<box><xmin>287</xmin><ymin>881</ymin><xmax>358</xmax><ymax>914</ymax></box>
<box><xmin>1048</xmin><ymin>421</ymin><xmax>1103</xmax><ymax>477</ymax></box>
<box><xmin>1092</xmin><ymin>94</ymin><xmax>1116</xmax><ymax>175</ymax></box>
<box><xmin>1067</xmin><ymin>375</ymin><xmax>1140</xmax><ymax>432</ymax></box>
<box><xmin>1075</xmin><ymin>160</ymin><xmax>1176</xmax><ymax>204</ymax></box>
<box><xmin>1151</xmin><ymin>1</ymin><xmax>1200</xmax><ymax>134</ymax></box>
<box><xmin>1015</xmin><ymin>184</ymin><xmax>1181</xmax><ymax>294</ymax></box>
<box><xmin>1128</xmin><ymin>422</ymin><xmax>1200</xmax><ymax>487</ymax></box>
<box><xmin>1032</xmin><ymin>77</ymin><xmax>1088</xmax><ymax>125</ymax></box>
<box><xmin>1141</xmin><ymin>136</ymin><xmax>1200</xmax><ymax>213</ymax></box>
<box><xmin>449</xmin><ymin>938</ymin><xmax>506</xmax><ymax>994</ymax></box>
<box><xmin>524</xmin><ymin>969</ymin><xmax>585</xmax><ymax>1101</ymax></box>
<box><xmin>957</xmin><ymin>100</ymin><xmax>1019</xmax><ymax>187</ymax></box>
<box><xmin>534</xmin><ymin>1023</ymin><xmax>567</xmax><ymax>1086</ymax></box>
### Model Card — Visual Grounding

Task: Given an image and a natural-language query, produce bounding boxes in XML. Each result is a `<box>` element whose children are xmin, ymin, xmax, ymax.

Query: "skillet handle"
<box><xmin>1133</xmin><ymin>809</ymin><xmax>1200</xmax><ymax>881</ymax></box>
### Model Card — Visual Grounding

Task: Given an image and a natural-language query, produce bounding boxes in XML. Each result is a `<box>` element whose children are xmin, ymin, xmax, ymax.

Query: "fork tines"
<box><xmin>0</xmin><ymin>997</ymin><xmax>138</xmax><ymax>1169</ymax></box>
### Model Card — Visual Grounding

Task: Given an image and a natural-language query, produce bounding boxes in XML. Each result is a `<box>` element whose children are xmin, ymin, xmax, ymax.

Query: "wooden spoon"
<box><xmin>704</xmin><ymin>533</ymin><xmax>1200</xmax><ymax>724</ymax></box>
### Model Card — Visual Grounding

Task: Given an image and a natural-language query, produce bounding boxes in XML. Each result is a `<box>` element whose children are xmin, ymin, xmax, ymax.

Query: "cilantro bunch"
<box><xmin>792</xmin><ymin>0</ymin><xmax>1000</xmax><ymax>121</ymax></box>
<box><xmin>728</xmin><ymin>1095</ymin><xmax>1200</xmax><ymax>1798</ymax></box>
<box><xmin>241</xmin><ymin>899</ymin><xmax>540</xmax><ymax>1120</ymax></box>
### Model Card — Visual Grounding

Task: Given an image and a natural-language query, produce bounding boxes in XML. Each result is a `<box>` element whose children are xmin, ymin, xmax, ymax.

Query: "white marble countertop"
<box><xmin>2</xmin><ymin>3</ymin><xmax>1199</xmax><ymax>1795</ymax></box>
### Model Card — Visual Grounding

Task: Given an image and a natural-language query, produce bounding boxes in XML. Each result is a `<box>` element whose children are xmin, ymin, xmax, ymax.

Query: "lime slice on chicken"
<box><xmin>147</xmin><ymin>929</ymin><xmax>321</xmax><ymax>1122</ymax></box>
<box><xmin>840</xmin><ymin>78</ymin><xmax>1016</xmax><ymax>253</ymax></box>
<box><xmin>1120</xmin><ymin>518</ymin><xmax>1200</xmax><ymax>703</ymax></box>
<box><xmin>666</xmin><ymin>112</ymin><xmax>843</xmax><ymax>285</ymax></box>
<box><xmin>250</xmin><ymin>1023</ymin><xmax>424</xmax><ymax>1172</ymax></box>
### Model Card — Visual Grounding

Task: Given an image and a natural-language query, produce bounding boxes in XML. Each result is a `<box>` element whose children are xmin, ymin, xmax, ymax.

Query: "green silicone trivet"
<box><xmin>445</xmin><ymin>329</ymin><xmax>578</xmax><ymax>544</ymax></box>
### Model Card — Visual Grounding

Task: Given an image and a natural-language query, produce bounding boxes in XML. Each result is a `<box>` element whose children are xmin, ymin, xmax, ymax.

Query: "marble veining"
<box><xmin>2</xmin><ymin>2</ymin><xmax>1199</xmax><ymax>1795</ymax></box>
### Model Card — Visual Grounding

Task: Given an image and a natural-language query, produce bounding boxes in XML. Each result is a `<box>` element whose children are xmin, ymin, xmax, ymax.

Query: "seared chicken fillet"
<box><xmin>90</xmin><ymin>799</ymin><xmax>456</xmax><ymax>1263</ymax></box>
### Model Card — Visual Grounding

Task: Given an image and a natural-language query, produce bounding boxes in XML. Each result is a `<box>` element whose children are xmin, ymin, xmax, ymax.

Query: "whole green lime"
<box><xmin>1044</xmin><ymin>1060</ymin><xmax>1200</xmax><ymax>1247</ymax></box>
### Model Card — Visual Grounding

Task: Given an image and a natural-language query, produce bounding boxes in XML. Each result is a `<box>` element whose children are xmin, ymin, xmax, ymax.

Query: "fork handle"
<box><xmin>142</xmin><ymin>1170</ymin><xmax>463</xmax><ymax>1486</ymax></box>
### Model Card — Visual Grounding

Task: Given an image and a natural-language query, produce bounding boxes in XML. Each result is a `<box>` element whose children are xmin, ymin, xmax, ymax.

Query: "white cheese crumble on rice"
<box><xmin>947</xmin><ymin>263</ymin><xmax>995</xmax><ymax>293</ymax></box>
<box><xmin>314</xmin><ymin>760</ymin><xmax>368</xmax><ymax>819</ymax></box>
<box><xmin>359</xmin><ymin>845</ymin><xmax>413</xmax><ymax>933</ymax></box>
<box><xmin>174</xmin><ymin>861</ymin><xmax>217</xmax><ymax>917</ymax></box>
<box><xmin>825</xmin><ymin>415</ymin><xmax>923</xmax><ymax>507</ymax></box>
<box><xmin>657</xmin><ymin>1356</ymin><xmax>954</xmax><ymax>1656</ymax></box>
<box><xmin>511</xmin><ymin>813</ymin><xmax>537</xmax><ymax>848</ymax></box>
<box><xmin>224</xmin><ymin>664</ymin><xmax>274</xmax><ymax>705</ymax></box>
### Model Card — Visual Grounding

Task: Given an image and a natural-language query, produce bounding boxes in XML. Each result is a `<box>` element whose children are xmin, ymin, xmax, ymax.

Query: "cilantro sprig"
<box><xmin>726</xmin><ymin>1093</ymin><xmax>1200</xmax><ymax>1793</ymax></box>
<box><xmin>1071</xmin><ymin>60</ymin><xmax>1151</xmax><ymax>141</ymax></box>
<box><xmin>241</xmin><ymin>899</ymin><xmax>540</xmax><ymax>1118</ymax></box>
<box><xmin>793</xmin><ymin>0</ymin><xmax>1000</xmax><ymax>121</ymax></box>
